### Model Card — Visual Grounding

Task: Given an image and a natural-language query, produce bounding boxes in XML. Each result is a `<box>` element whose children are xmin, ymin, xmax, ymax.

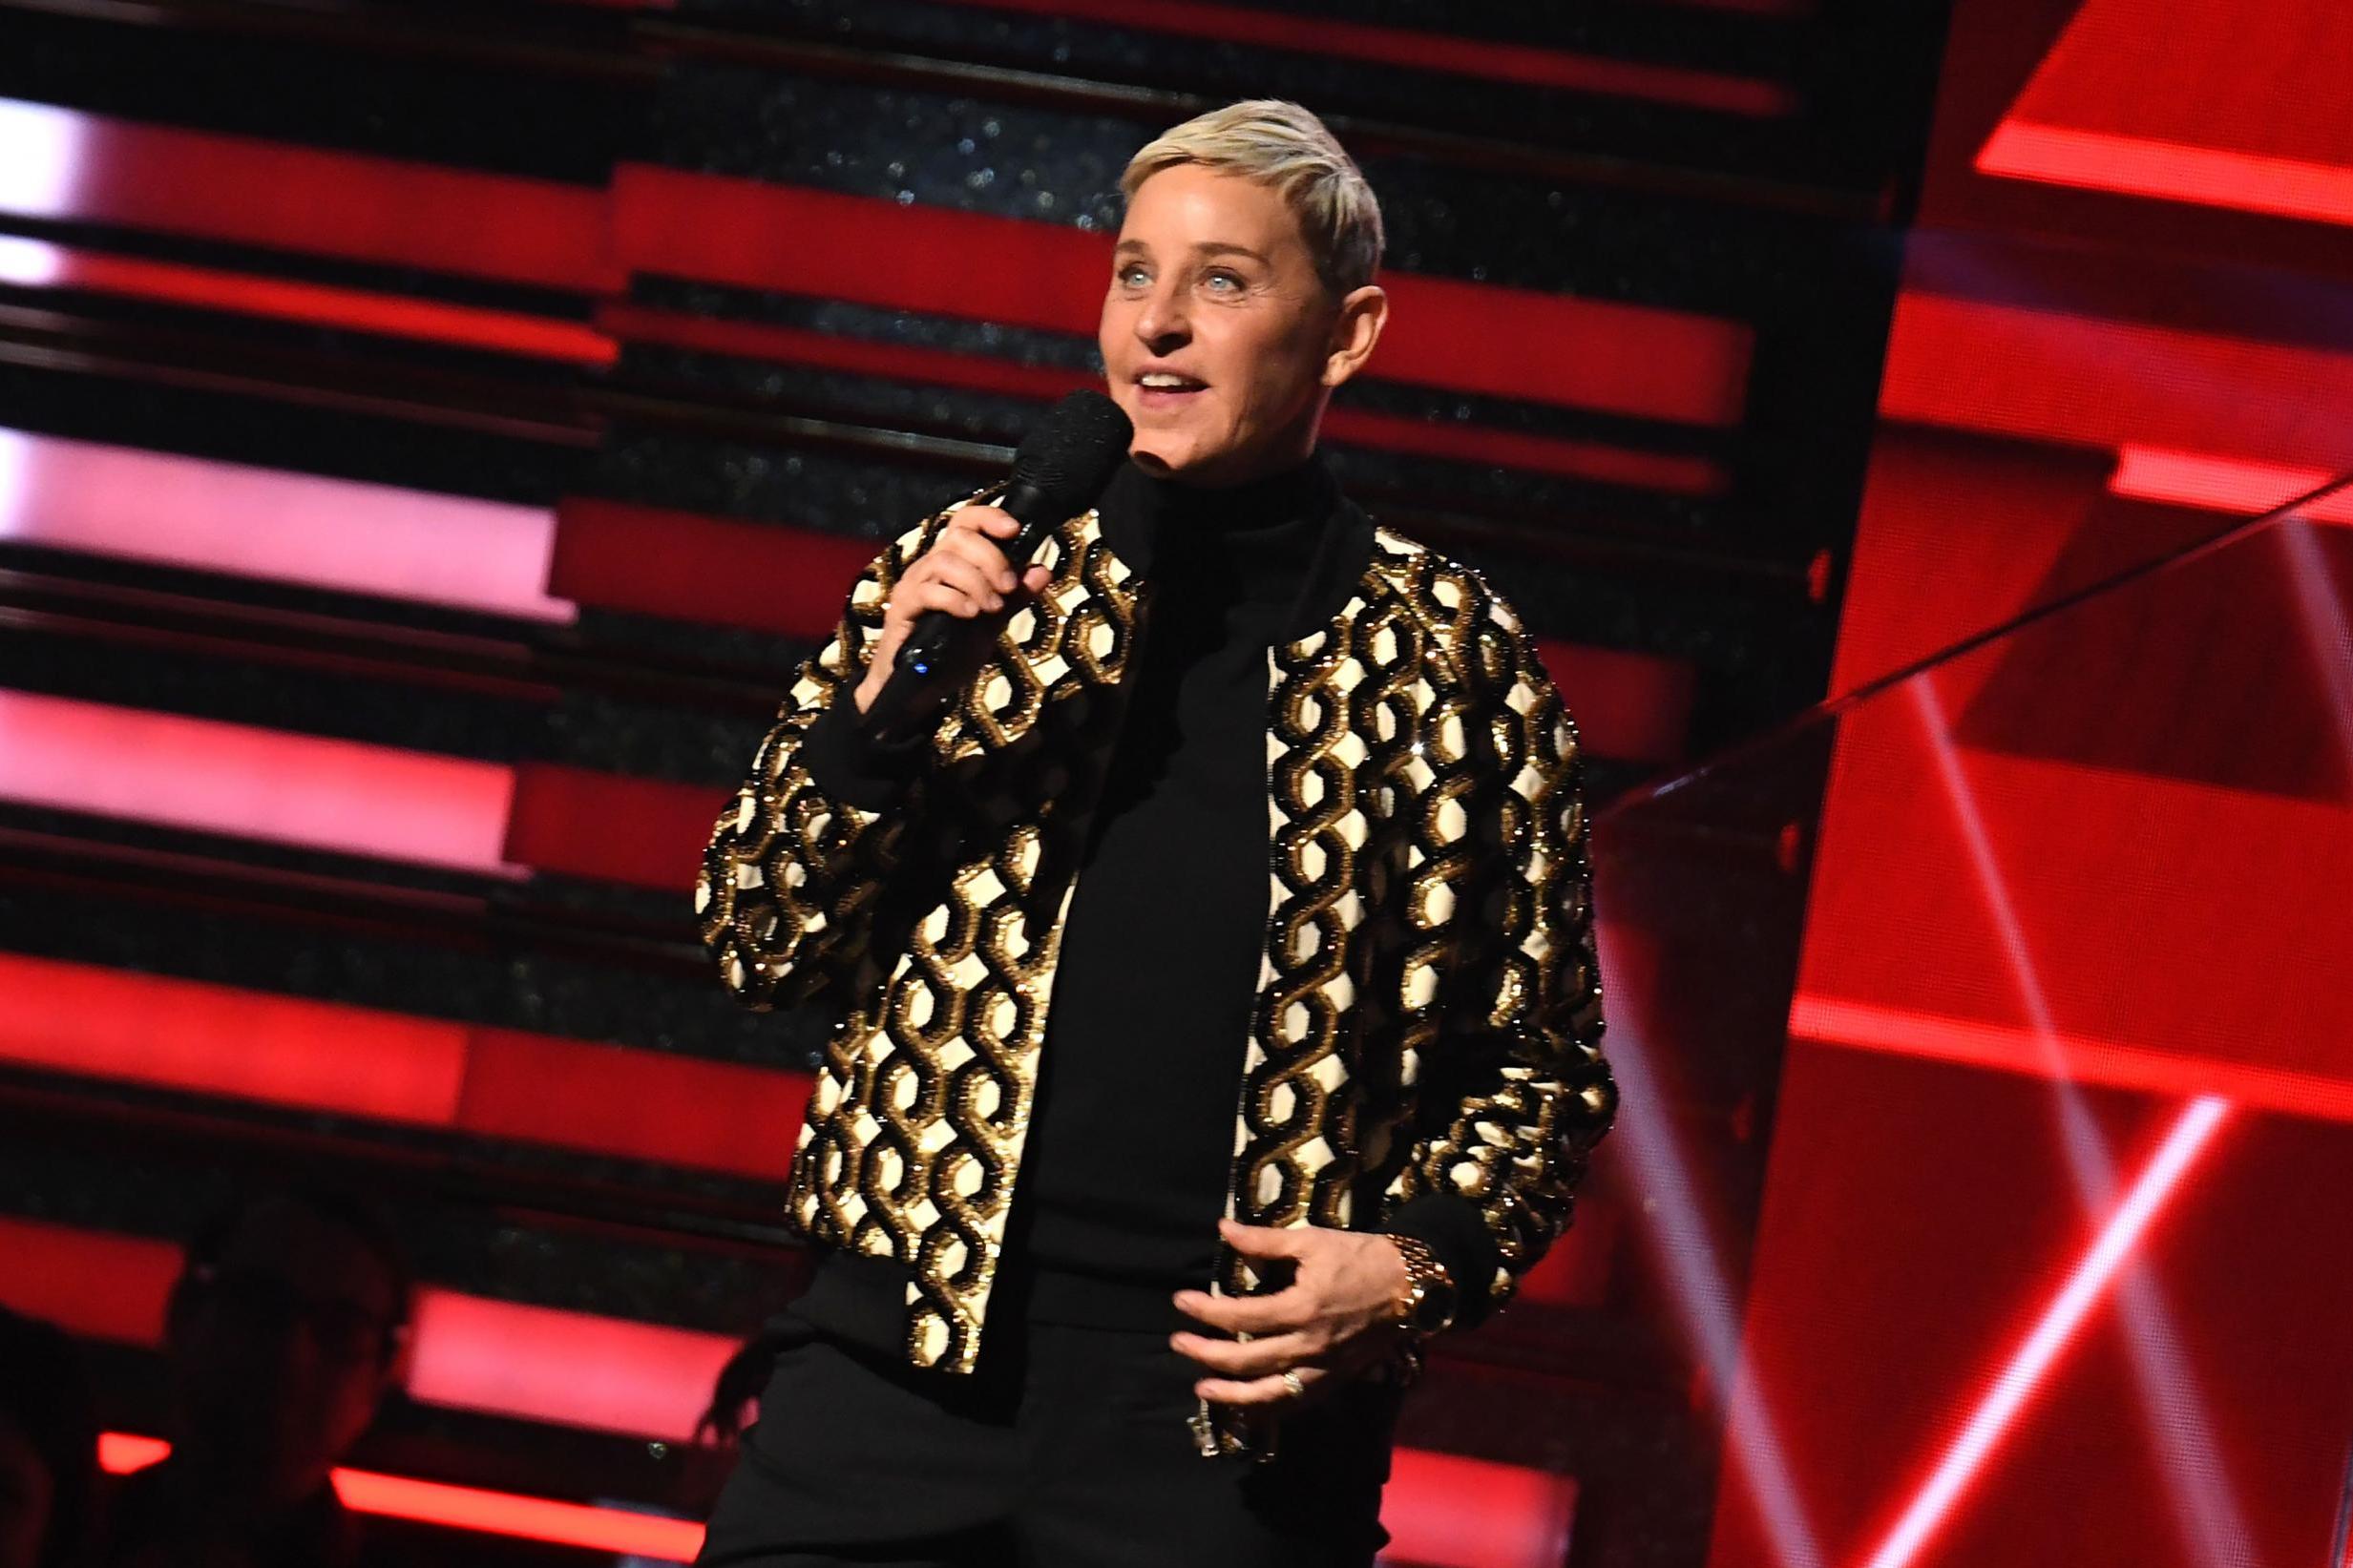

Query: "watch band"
<box><xmin>1388</xmin><ymin>1234</ymin><xmax>1459</xmax><ymax>1338</ymax></box>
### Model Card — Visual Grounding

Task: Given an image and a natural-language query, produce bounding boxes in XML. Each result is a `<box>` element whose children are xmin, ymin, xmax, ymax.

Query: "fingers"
<box><xmin>898</xmin><ymin>574</ymin><xmax>995</xmax><ymax>620</ymax></box>
<box><xmin>1195</xmin><ymin>1366</ymin><xmax>1329</xmax><ymax>1408</ymax></box>
<box><xmin>1218</xmin><ymin>1218</ymin><xmax>1313</xmax><ymax>1260</ymax></box>
<box><xmin>1172</xmin><ymin>1286</ymin><xmax>1312</xmax><ymax>1336</ymax></box>
<box><xmin>930</xmin><ymin>527</ymin><xmax>1021</xmax><ymax>596</ymax></box>
<box><xmin>948</xmin><ymin>504</ymin><xmax>1020</xmax><ymax>543</ymax></box>
<box><xmin>1170</xmin><ymin>1328</ymin><xmax>1318</xmax><ymax>1377</ymax></box>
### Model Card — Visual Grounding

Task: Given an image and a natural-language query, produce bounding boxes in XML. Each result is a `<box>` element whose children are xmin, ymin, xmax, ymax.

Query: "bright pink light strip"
<box><xmin>0</xmin><ymin>428</ymin><xmax>576</xmax><ymax>620</ymax></box>
<box><xmin>1979</xmin><ymin>120</ymin><xmax>2353</xmax><ymax>229</ymax></box>
<box><xmin>2107</xmin><ymin>445</ymin><xmax>2353</xmax><ymax>525</ymax></box>
<box><xmin>0</xmin><ymin>690</ymin><xmax>519</xmax><ymax>874</ymax></box>
<box><xmin>406</xmin><ymin>1292</ymin><xmax>739</xmax><ymax>1444</ymax></box>
<box><xmin>1857</xmin><ymin>1096</ymin><xmax>2234</xmax><ymax>1568</ymax></box>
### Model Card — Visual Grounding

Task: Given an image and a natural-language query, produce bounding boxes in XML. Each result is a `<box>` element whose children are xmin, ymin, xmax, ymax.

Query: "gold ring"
<box><xmin>1280</xmin><ymin>1369</ymin><xmax>1306</xmax><ymax>1400</ymax></box>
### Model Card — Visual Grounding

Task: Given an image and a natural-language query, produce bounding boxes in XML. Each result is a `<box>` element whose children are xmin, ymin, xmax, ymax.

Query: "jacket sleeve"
<box><xmin>694</xmin><ymin>512</ymin><xmax>950</xmax><ymax>1013</ymax></box>
<box><xmin>1380</xmin><ymin>608</ymin><xmax>1616</xmax><ymax>1327</ymax></box>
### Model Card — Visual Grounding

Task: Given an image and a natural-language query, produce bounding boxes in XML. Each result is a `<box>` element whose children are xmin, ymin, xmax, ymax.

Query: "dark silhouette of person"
<box><xmin>105</xmin><ymin>1193</ymin><xmax>409</xmax><ymax>1568</ymax></box>
<box><xmin>0</xmin><ymin>1306</ymin><xmax>100</xmax><ymax>1568</ymax></box>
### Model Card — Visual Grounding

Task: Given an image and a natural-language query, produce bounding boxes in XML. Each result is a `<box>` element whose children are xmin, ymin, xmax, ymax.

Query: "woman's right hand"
<box><xmin>853</xmin><ymin>505</ymin><xmax>1054</xmax><ymax>715</ymax></box>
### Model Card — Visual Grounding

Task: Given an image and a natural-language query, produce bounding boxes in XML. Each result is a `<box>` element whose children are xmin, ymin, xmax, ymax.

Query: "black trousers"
<box><xmin>695</xmin><ymin>1314</ymin><xmax>1398</xmax><ymax>1567</ymax></box>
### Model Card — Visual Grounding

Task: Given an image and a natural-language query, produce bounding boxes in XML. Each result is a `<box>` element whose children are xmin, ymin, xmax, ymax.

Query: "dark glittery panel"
<box><xmin>0</xmin><ymin>873</ymin><xmax>830</xmax><ymax>1070</ymax></box>
<box><xmin>631</xmin><ymin>276</ymin><xmax>1103</xmax><ymax>372</ymax></box>
<box><xmin>646</xmin><ymin>66</ymin><xmax>1814</xmax><ymax>314</ymax></box>
<box><xmin>666</xmin><ymin>2</ymin><xmax>1816</xmax><ymax>186</ymax></box>
<box><xmin>0</xmin><ymin>7</ymin><xmax>643</xmax><ymax>185</ymax></box>
<box><xmin>588</xmin><ymin>428</ymin><xmax>993</xmax><ymax>538</ymax></box>
<box><xmin>0</xmin><ymin>363</ymin><xmax>584</xmax><ymax>509</ymax></box>
<box><xmin>539</xmin><ymin>683</ymin><xmax>789</xmax><ymax>788</ymax></box>
<box><xmin>0</xmin><ymin>1120</ymin><xmax>802</xmax><ymax>1335</ymax></box>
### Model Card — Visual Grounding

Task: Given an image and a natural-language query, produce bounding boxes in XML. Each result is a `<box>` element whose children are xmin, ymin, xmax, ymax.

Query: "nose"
<box><xmin>1133</xmin><ymin>274</ymin><xmax>1190</xmax><ymax>353</ymax></box>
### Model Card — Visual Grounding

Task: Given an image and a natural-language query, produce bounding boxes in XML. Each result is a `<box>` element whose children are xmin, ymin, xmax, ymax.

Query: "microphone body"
<box><xmin>859</xmin><ymin>392</ymin><xmax>1133</xmax><ymax>744</ymax></box>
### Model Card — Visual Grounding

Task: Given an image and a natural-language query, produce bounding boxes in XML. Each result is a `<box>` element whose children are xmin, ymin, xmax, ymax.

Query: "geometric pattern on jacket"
<box><xmin>696</xmin><ymin>491</ymin><xmax>1614</xmax><ymax>1378</ymax></box>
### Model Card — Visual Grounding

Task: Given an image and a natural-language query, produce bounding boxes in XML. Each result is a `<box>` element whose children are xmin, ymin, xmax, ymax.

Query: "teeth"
<box><xmin>1140</xmin><ymin>373</ymin><xmax>1199</xmax><ymax>389</ymax></box>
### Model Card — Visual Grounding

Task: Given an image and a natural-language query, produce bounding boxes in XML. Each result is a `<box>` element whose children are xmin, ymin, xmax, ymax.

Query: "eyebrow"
<box><xmin>1112</xmin><ymin>240</ymin><xmax>1272</xmax><ymax>264</ymax></box>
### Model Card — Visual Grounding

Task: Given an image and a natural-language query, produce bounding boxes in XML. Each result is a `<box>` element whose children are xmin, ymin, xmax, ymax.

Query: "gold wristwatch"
<box><xmin>1388</xmin><ymin>1234</ymin><xmax>1459</xmax><ymax>1338</ymax></box>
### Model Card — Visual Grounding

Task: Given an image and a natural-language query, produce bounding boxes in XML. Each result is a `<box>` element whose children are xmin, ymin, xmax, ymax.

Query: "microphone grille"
<box><xmin>1009</xmin><ymin>391</ymin><xmax>1135</xmax><ymax>514</ymax></box>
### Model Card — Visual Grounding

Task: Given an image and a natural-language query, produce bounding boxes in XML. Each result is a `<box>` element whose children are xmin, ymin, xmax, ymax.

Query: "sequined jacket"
<box><xmin>695</xmin><ymin>484</ymin><xmax>1614</xmax><ymax>1381</ymax></box>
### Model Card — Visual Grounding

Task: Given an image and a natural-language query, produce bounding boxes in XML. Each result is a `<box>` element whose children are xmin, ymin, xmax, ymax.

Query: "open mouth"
<box><xmin>1135</xmin><ymin>371</ymin><xmax>1208</xmax><ymax>406</ymax></box>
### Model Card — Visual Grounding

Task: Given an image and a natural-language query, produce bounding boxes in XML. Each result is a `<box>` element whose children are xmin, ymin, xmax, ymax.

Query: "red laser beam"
<box><xmin>1855</xmin><ymin>1097</ymin><xmax>2234</xmax><ymax>1568</ymax></box>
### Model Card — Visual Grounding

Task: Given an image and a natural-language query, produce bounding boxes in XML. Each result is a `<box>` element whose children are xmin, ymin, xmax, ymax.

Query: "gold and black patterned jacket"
<box><xmin>695</xmin><ymin>478</ymin><xmax>1614</xmax><ymax>1382</ymax></box>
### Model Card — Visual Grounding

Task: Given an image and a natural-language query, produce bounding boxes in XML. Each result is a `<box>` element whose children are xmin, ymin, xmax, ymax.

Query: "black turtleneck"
<box><xmin>999</xmin><ymin>455</ymin><xmax>1339</xmax><ymax>1329</ymax></box>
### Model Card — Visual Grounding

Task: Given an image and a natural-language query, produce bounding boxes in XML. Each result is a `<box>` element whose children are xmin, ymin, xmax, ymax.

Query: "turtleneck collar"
<box><xmin>1095</xmin><ymin>451</ymin><xmax>1374</xmax><ymax>642</ymax></box>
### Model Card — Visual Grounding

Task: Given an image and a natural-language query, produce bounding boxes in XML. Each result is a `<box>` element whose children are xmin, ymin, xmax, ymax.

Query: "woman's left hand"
<box><xmin>1170</xmin><ymin>1218</ymin><xmax>1411</xmax><ymax>1406</ymax></box>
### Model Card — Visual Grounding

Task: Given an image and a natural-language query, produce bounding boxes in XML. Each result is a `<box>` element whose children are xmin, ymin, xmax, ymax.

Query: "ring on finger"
<box><xmin>1280</xmin><ymin>1369</ymin><xmax>1306</xmax><ymax>1400</ymax></box>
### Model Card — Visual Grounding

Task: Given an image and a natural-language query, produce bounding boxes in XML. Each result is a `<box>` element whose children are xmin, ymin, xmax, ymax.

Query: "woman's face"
<box><xmin>0</xmin><ymin>1414</ymin><xmax>53</xmax><ymax>1568</ymax></box>
<box><xmin>1099</xmin><ymin>163</ymin><xmax>1355</xmax><ymax>487</ymax></box>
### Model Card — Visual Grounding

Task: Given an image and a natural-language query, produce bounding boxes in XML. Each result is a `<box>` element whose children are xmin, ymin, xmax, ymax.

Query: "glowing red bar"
<box><xmin>1877</xmin><ymin>288</ymin><xmax>2353</xmax><ymax>469</ymax></box>
<box><xmin>2106</xmin><ymin>445</ymin><xmax>2353</xmax><ymax>525</ymax></box>
<box><xmin>460</xmin><ymin>1028</ymin><xmax>801</xmax><ymax>1182</ymax></box>
<box><xmin>406</xmin><ymin>1293</ymin><xmax>738</xmax><ymax>1442</ymax></box>
<box><xmin>0</xmin><ymin>428</ymin><xmax>576</xmax><ymax>620</ymax></box>
<box><xmin>613</xmin><ymin>172</ymin><xmax>1754</xmax><ymax>427</ymax></box>
<box><xmin>1980</xmin><ymin>121</ymin><xmax>2353</xmax><ymax>229</ymax></box>
<box><xmin>923</xmin><ymin>0</ymin><xmax>1792</xmax><ymax>115</ymax></box>
<box><xmin>1790</xmin><ymin>994</ymin><xmax>2353</xmax><ymax>1128</ymax></box>
<box><xmin>502</xmin><ymin>763</ymin><xmax>724</xmax><ymax>894</ymax></box>
<box><xmin>100</xmin><ymin>1435</ymin><xmax>706</xmax><ymax>1560</ymax></box>
<box><xmin>0</xmin><ymin>691</ymin><xmax>520</xmax><ymax>873</ymax></box>
<box><xmin>0</xmin><ymin>952</ymin><xmax>468</xmax><ymax>1126</ymax></box>
<box><xmin>1384</xmin><ymin>1448</ymin><xmax>1577</xmax><ymax>1568</ymax></box>
<box><xmin>0</xmin><ymin>1217</ymin><xmax>179</xmax><ymax>1346</ymax></box>
<box><xmin>0</xmin><ymin>236</ymin><xmax>616</xmax><ymax>365</ymax></box>
<box><xmin>0</xmin><ymin>953</ymin><xmax>812</xmax><ymax>1178</ymax></box>
<box><xmin>0</xmin><ymin>98</ymin><xmax>617</xmax><ymax>292</ymax></box>
<box><xmin>597</xmin><ymin>303</ymin><xmax>1730</xmax><ymax>493</ymax></box>
<box><xmin>1856</xmin><ymin>1097</ymin><xmax>2233</xmax><ymax>1568</ymax></box>
<box><xmin>549</xmin><ymin>494</ymin><xmax>881</xmax><ymax>642</ymax></box>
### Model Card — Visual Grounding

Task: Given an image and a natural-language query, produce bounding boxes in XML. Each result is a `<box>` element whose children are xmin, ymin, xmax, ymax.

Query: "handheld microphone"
<box><xmin>860</xmin><ymin>390</ymin><xmax>1134</xmax><ymax>743</ymax></box>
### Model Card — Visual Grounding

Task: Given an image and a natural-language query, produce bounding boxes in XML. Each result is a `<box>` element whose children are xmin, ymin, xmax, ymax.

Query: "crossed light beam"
<box><xmin>1853</xmin><ymin>679</ymin><xmax>2257</xmax><ymax>1568</ymax></box>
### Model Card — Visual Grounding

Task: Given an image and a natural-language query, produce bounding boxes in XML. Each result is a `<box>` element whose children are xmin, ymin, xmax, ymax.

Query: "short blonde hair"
<box><xmin>1119</xmin><ymin>99</ymin><xmax>1384</xmax><ymax>296</ymax></box>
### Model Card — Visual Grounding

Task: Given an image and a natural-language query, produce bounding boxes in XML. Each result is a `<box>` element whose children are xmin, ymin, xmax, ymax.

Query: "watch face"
<box><xmin>1416</xmin><ymin>1280</ymin><xmax>1458</xmax><ymax>1332</ymax></box>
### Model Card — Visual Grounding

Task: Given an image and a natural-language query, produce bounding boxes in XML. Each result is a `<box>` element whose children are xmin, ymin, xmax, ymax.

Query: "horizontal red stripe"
<box><xmin>0</xmin><ymin>236</ymin><xmax>617</xmax><ymax>365</ymax></box>
<box><xmin>1980</xmin><ymin>120</ymin><xmax>2353</xmax><ymax>229</ymax></box>
<box><xmin>460</xmin><ymin>1029</ymin><xmax>801</xmax><ymax>1182</ymax></box>
<box><xmin>550</xmin><ymin>495</ymin><xmax>877</xmax><ymax>642</ymax></box>
<box><xmin>0</xmin><ymin>952</ymin><xmax>812</xmax><ymax>1181</ymax></box>
<box><xmin>1791</xmin><ymin>995</ymin><xmax>2353</xmax><ymax>1125</ymax></box>
<box><xmin>0</xmin><ymin>691</ymin><xmax>520</xmax><ymax>873</ymax></box>
<box><xmin>611</xmin><ymin>172</ymin><xmax>1753</xmax><ymax>427</ymax></box>
<box><xmin>1879</xmin><ymin>287</ymin><xmax>2353</xmax><ymax>471</ymax></box>
<box><xmin>928</xmin><ymin>0</ymin><xmax>1791</xmax><ymax>116</ymax></box>
<box><xmin>599</xmin><ymin>303</ymin><xmax>1728</xmax><ymax>494</ymax></box>
<box><xmin>503</xmin><ymin>762</ymin><xmax>724</xmax><ymax>894</ymax></box>
<box><xmin>2106</xmin><ymin>446</ymin><xmax>2353</xmax><ymax>524</ymax></box>
<box><xmin>0</xmin><ymin>98</ymin><xmax>617</xmax><ymax>293</ymax></box>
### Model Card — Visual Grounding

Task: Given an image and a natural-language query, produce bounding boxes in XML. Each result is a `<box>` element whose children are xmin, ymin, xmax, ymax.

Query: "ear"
<box><xmin>1320</xmin><ymin>283</ymin><xmax>1389</xmax><ymax>389</ymax></box>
